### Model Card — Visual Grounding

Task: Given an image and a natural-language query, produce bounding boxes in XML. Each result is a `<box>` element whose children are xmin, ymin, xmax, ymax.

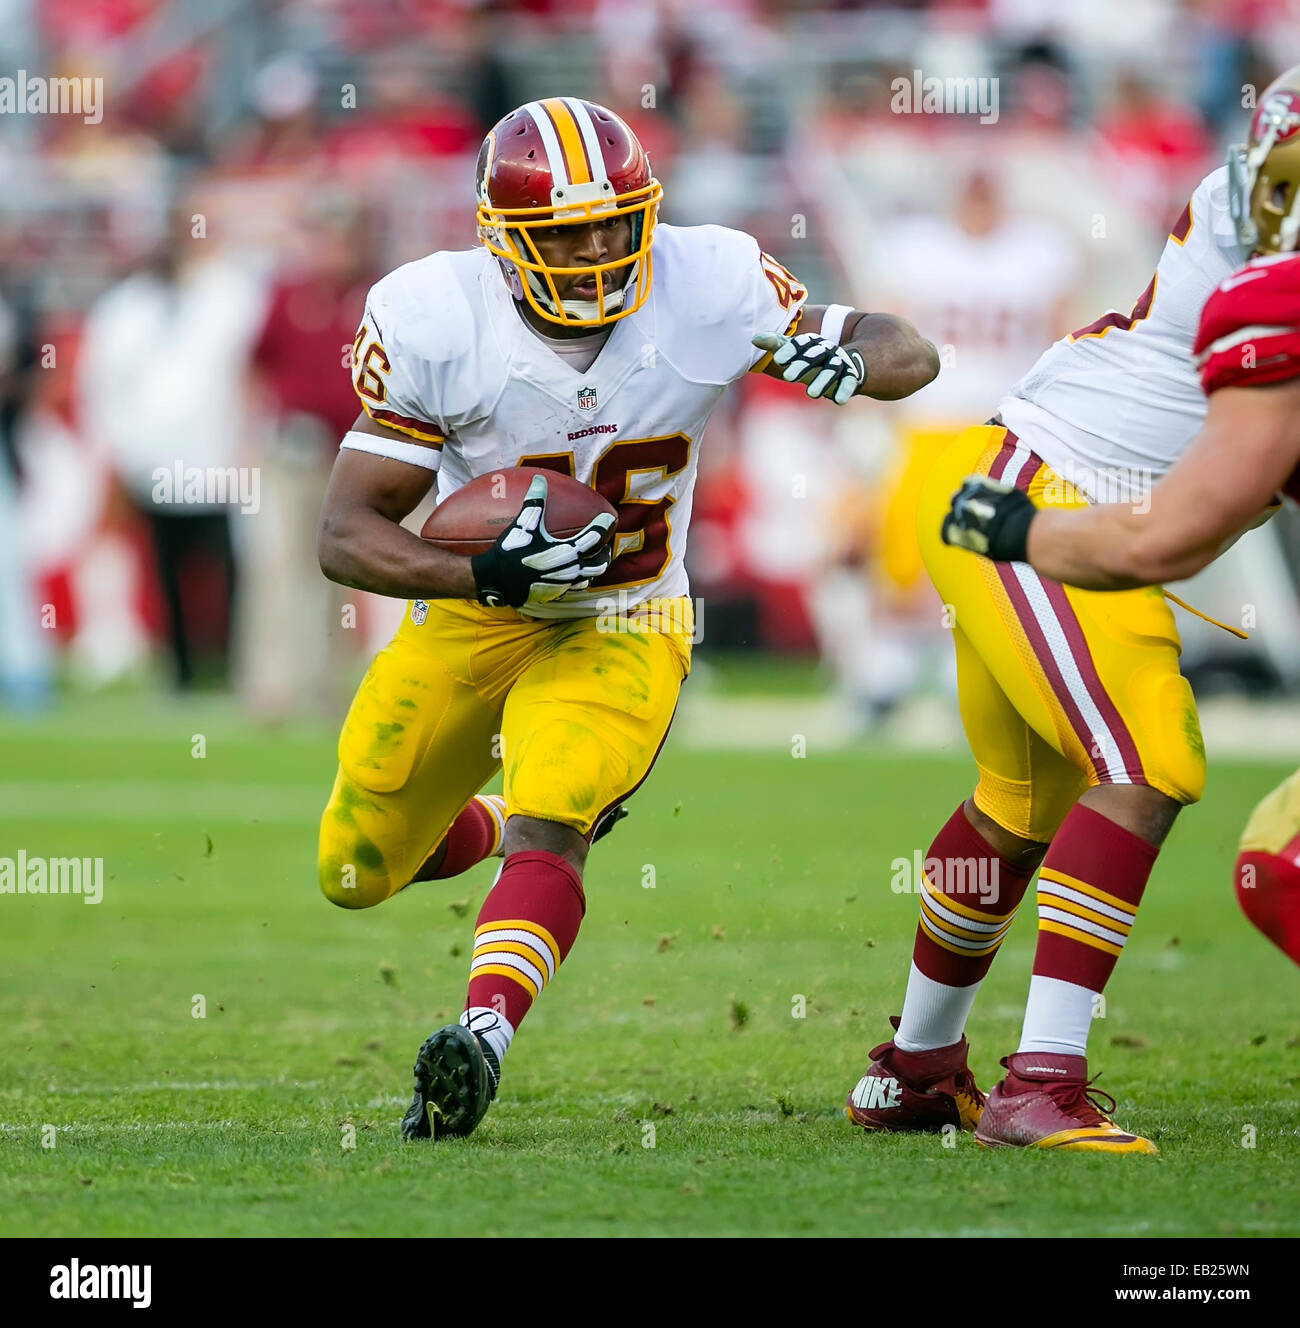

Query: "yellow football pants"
<box><xmin>876</xmin><ymin>421</ymin><xmax>967</xmax><ymax>597</ymax></box>
<box><xmin>319</xmin><ymin>596</ymin><xmax>692</xmax><ymax>909</ymax></box>
<box><xmin>917</xmin><ymin>424</ymin><xmax>1206</xmax><ymax>843</ymax></box>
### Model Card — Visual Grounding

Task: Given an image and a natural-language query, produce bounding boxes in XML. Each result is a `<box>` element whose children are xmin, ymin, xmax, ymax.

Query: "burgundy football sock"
<box><xmin>912</xmin><ymin>802</ymin><xmax>1038</xmax><ymax>986</ymax></box>
<box><xmin>1032</xmin><ymin>802</ymin><xmax>1159</xmax><ymax>993</ymax></box>
<box><xmin>429</xmin><ymin>796</ymin><xmax>504</xmax><ymax>880</ymax></box>
<box><xmin>896</xmin><ymin>803</ymin><xmax>1037</xmax><ymax>1052</ymax></box>
<box><xmin>1017</xmin><ymin>803</ymin><xmax>1160</xmax><ymax>1056</ymax></box>
<box><xmin>466</xmin><ymin>850</ymin><xmax>586</xmax><ymax>1031</ymax></box>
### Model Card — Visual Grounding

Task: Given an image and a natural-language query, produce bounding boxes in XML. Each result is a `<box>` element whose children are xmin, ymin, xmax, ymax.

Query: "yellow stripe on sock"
<box><xmin>470</xmin><ymin>962</ymin><xmax>540</xmax><ymax>1001</ymax></box>
<box><xmin>918</xmin><ymin>914</ymin><xmax>1007</xmax><ymax>957</ymax></box>
<box><xmin>471</xmin><ymin>939</ymin><xmax>552</xmax><ymax>986</ymax></box>
<box><xmin>1038</xmin><ymin>918</ymin><xmax>1124</xmax><ymax>957</ymax></box>
<box><xmin>917</xmin><ymin>900</ymin><xmax>1012</xmax><ymax>953</ymax></box>
<box><xmin>1036</xmin><ymin>890</ymin><xmax>1133</xmax><ymax>936</ymax></box>
<box><xmin>921</xmin><ymin>873</ymin><xmax>1017</xmax><ymax>924</ymax></box>
<box><xmin>1038</xmin><ymin>867</ymin><xmax>1137</xmax><ymax>917</ymax></box>
<box><xmin>473</xmin><ymin>917</ymin><xmax>560</xmax><ymax>970</ymax></box>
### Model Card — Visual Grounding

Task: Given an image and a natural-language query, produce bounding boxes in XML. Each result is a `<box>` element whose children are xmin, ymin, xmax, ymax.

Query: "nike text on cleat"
<box><xmin>400</xmin><ymin>1023</ymin><xmax>500</xmax><ymax>1141</ymax></box>
<box><xmin>845</xmin><ymin>1015</ymin><xmax>985</xmax><ymax>1132</ymax></box>
<box><xmin>972</xmin><ymin>1051</ymin><xmax>1158</xmax><ymax>1153</ymax></box>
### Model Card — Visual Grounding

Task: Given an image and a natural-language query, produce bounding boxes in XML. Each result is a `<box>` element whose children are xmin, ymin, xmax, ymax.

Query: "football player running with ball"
<box><xmin>315</xmin><ymin>98</ymin><xmax>938</xmax><ymax>1140</ymax></box>
<box><xmin>847</xmin><ymin>68</ymin><xmax>1300</xmax><ymax>1154</ymax></box>
<box><xmin>942</xmin><ymin>69</ymin><xmax>1300</xmax><ymax>976</ymax></box>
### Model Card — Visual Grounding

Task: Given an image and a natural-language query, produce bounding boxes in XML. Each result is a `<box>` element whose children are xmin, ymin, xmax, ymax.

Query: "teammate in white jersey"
<box><xmin>998</xmin><ymin>165</ymin><xmax>1239</xmax><ymax>504</ymax></box>
<box><xmin>944</xmin><ymin>66</ymin><xmax>1300</xmax><ymax>976</ymax></box>
<box><xmin>313</xmin><ymin>97</ymin><xmax>939</xmax><ymax>1140</ymax></box>
<box><xmin>846</xmin><ymin>102</ymin><xmax>1277</xmax><ymax>1153</ymax></box>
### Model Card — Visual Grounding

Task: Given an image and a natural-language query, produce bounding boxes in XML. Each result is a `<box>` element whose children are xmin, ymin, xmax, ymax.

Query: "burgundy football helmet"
<box><xmin>476</xmin><ymin>98</ymin><xmax>662</xmax><ymax>328</ymax></box>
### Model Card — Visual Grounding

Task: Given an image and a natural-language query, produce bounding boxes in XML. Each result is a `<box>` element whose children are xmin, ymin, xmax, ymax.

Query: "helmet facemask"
<box><xmin>477</xmin><ymin>176</ymin><xmax>661</xmax><ymax>329</ymax></box>
<box><xmin>1228</xmin><ymin>83</ymin><xmax>1300</xmax><ymax>258</ymax></box>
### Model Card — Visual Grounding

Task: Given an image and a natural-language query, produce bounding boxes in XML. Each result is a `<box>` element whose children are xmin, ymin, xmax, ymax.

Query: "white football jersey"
<box><xmin>352</xmin><ymin>224</ymin><xmax>806</xmax><ymax>617</ymax></box>
<box><xmin>873</xmin><ymin>213</ymin><xmax>1081</xmax><ymax>421</ymax></box>
<box><xmin>998</xmin><ymin>167</ymin><xmax>1242</xmax><ymax>504</ymax></box>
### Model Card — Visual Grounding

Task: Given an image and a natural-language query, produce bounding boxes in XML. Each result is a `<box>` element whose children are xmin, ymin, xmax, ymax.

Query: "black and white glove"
<box><xmin>471</xmin><ymin>474</ymin><xmax>615</xmax><ymax>609</ymax></box>
<box><xmin>941</xmin><ymin>475</ymin><xmax>1037</xmax><ymax>562</ymax></box>
<box><xmin>751</xmin><ymin>330</ymin><xmax>865</xmax><ymax>404</ymax></box>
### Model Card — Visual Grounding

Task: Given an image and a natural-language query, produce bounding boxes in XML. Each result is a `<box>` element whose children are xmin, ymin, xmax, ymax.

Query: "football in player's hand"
<box><xmin>420</xmin><ymin>467</ymin><xmax>617</xmax><ymax>556</ymax></box>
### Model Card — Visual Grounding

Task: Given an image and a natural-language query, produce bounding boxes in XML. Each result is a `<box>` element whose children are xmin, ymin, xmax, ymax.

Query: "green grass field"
<box><xmin>1</xmin><ymin>693</ymin><xmax>1297</xmax><ymax>1237</ymax></box>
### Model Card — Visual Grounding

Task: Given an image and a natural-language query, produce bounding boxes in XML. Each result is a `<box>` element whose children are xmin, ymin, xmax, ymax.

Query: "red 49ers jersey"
<box><xmin>1195</xmin><ymin>251</ymin><xmax>1300</xmax><ymax>393</ymax></box>
<box><xmin>1195</xmin><ymin>251</ymin><xmax>1300</xmax><ymax>500</ymax></box>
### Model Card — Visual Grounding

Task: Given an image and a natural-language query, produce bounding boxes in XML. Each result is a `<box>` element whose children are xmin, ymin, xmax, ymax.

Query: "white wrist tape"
<box><xmin>819</xmin><ymin>303</ymin><xmax>854</xmax><ymax>346</ymax></box>
<box><xmin>340</xmin><ymin>430</ymin><xmax>441</xmax><ymax>471</ymax></box>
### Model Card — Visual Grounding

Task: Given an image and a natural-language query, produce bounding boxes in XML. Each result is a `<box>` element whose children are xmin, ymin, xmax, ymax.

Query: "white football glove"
<box><xmin>470</xmin><ymin>474</ymin><xmax>615</xmax><ymax>608</ymax></box>
<box><xmin>752</xmin><ymin>330</ymin><xmax>865</xmax><ymax>405</ymax></box>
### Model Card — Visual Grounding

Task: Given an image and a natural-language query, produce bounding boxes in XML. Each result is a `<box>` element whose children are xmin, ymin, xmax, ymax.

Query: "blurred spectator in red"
<box><xmin>39</xmin><ymin>0</ymin><xmax>164</xmax><ymax>48</ymax></box>
<box><xmin>124</xmin><ymin>46</ymin><xmax>211</xmax><ymax>163</ymax></box>
<box><xmin>1095</xmin><ymin>69</ymin><xmax>1213</xmax><ymax>226</ymax></box>
<box><xmin>77</xmin><ymin>195</ymin><xmax>266</xmax><ymax>689</ymax></box>
<box><xmin>238</xmin><ymin>192</ymin><xmax>380</xmax><ymax>721</ymax></box>
<box><xmin>221</xmin><ymin>54</ymin><xmax>326</xmax><ymax>174</ymax></box>
<box><xmin>325</xmin><ymin>48</ymin><xmax>482</xmax><ymax>168</ymax></box>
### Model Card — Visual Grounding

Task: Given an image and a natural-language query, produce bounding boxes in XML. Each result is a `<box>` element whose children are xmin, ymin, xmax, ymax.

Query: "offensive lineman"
<box><xmin>844</xmin><ymin>82</ymin><xmax>1295</xmax><ymax>1152</ymax></box>
<box><xmin>315</xmin><ymin>98</ymin><xmax>938</xmax><ymax>1140</ymax></box>
<box><xmin>942</xmin><ymin>69</ymin><xmax>1300</xmax><ymax>973</ymax></box>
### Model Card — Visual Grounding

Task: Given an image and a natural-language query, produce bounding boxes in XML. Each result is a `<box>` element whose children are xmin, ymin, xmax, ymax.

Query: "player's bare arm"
<box><xmin>939</xmin><ymin>367</ymin><xmax>1300</xmax><ymax>591</ymax></box>
<box><xmin>319</xmin><ymin>413</ymin><xmax>613</xmax><ymax>606</ymax></box>
<box><xmin>316</xmin><ymin>411</ymin><xmax>478</xmax><ymax>600</ymax></box>
<box><xmin>754</xmin><ymin>304</ymin><xmax>939</xmax><ymax>402</ymax></box>
<box><xmin>1021</xmin><ymin>380</ymin><xmax>1300</xmax><ymax>589</ymax></box>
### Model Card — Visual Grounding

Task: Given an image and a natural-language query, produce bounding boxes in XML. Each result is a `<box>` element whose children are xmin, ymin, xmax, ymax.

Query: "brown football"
<box><xmin>420</xmin><ymin>467</ymin><xmax>617</xmax><ymax>556</ymax></box>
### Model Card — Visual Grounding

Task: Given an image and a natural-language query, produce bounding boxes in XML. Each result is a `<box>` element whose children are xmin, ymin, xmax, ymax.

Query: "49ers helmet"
<box><xmin>1229</xmin><ymin>64</ymin><xmax>1300</xmax><ymax>257</ymax></box>
<box><xmin>475</xmin><ymin>98</ymin><xmax>662</xmax><ymax>328</ymax></box>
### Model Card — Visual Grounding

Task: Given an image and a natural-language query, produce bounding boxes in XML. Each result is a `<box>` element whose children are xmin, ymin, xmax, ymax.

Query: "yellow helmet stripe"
<box><xmin>562</xmin><ymin>96</ymin><xmax>608</xmax><ymax>184</ymax></box>
<box><xmin>539</xmin><ymin>96</ymin><xmax>593</xmax><ymax>185</ymax></box>
<box><xmin>521</xmin><ymin>101</ymin><xmax>571</xmax><ymax>187</ymax></box>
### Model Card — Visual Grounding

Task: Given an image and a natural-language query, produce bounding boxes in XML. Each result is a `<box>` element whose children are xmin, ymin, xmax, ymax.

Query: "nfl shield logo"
<box><xmin>410</xmin><ymin>598</ymin><xmax>429</xmax><ymax>626</ymax></box>
<box><xmin>577</xmin><ymin>386</ymin><xmax>598</xmax><ymax>412</ymax></box>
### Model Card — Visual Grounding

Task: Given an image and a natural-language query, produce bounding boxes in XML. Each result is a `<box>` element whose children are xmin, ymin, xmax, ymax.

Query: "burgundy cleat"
<box><xmin>846</xmin><ymin>1017</ymin><xmax>985</xmax><ymax>1132</ymax></box>
<box><xmin>973</xmin><ymin>1052</ymin><xmax>1157</xmax><ymax>1153</ymax></box>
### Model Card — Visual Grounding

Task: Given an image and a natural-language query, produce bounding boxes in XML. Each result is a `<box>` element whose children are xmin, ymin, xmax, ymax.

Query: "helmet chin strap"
<box><xmin>524</xmin><ymin>265</ymin><xmax>634</xmax><ymax>322</ymax></box>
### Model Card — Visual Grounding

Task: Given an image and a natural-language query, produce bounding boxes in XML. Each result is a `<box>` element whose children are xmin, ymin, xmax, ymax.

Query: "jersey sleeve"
<box><xmin>1195</xmin><ymin>254</ymin><xmax>1300</xmax><ymax>395</ymax></box>
<box><xmin>746</xmin><ymin>246</ymin><xmax>810</xmax><ymax>374</ymax></box>
<box><xmin>351</xmin><ymin>279</ymin><xmax>446</xmax><ymax>447</ymax></box>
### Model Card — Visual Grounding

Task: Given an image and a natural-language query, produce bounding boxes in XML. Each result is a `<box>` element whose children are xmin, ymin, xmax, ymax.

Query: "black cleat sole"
<box><xmin>401</xmin><ymin>1024</ymin><xmax>492</xmax><ymax>1141</ymax></box>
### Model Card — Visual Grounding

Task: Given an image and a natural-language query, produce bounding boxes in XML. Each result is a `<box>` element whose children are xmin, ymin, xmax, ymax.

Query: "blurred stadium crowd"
<box><xmin>1</xmin><ymin>0</ymin><xmax>1298</xmax><ymax>724</ymax></box>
